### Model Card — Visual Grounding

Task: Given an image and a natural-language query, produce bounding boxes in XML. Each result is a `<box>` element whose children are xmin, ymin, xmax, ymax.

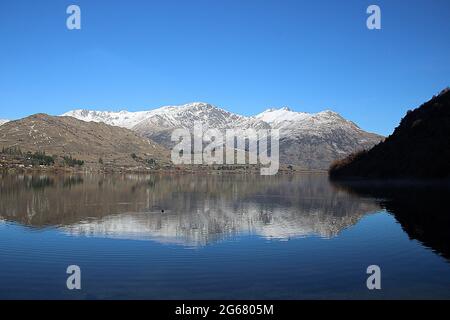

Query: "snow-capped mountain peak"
<box><xmin>61</xmin><ymin>102</ymin><xmax>383</xmax><ymax>170</ymax></box>
<box><xmin>62</xmin><ymin>103</ymin><xmax>361</xmax><ymax>133</ymax></box>
<box><xmin>62</xmin><ymin>109</ymin><xmax>154</xmax><ymax>129</ymax></box>
<box><xmin>0</xmin><ymin>119</ymin><xmax>9</xmax><ymax>126</ymax></box>
<box><xmin>63</xmin><ymin>102</ymin><xmax>248</xmax><ymax>131</ymax></box>
<box><xmin>255</xmin><ymin>107</ymin><xmax>316</xmax><ymax>125</ymax></box>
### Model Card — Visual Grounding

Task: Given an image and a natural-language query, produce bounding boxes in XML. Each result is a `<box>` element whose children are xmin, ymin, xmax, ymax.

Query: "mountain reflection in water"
<box><xmin>2</xmin><ymin>173</ymin><xmax>450</xmax><ymax>299</ymax></box>
<box><xmin>330</xmin><ymin>179</ymin><xmax>450</xmax><ymax>260</ymax></box>
<box><xmin>0</xmin><ymin>173</ymin><xmax>379</xmax><ymax>246</ymax></box>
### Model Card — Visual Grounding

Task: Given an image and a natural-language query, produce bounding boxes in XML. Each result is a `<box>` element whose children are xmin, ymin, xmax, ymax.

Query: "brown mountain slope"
<box><xmin>0</xmin><ymin>114</ymin><xmax>170</xmax><ymax>169</ymax></box>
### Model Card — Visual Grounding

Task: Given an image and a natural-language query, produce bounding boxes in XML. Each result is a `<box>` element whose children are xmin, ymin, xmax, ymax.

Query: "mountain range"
<box><xmin>63</xmin><ymin>103</ymin><xmax>383</xmax><ymax>170</ymax></box>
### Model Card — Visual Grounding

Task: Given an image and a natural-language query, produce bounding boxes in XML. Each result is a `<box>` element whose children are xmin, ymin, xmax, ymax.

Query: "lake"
<box><xmin>0</xmin><ymin>173</ymin><xmax>449</xmax><ymax>299</ymax></box>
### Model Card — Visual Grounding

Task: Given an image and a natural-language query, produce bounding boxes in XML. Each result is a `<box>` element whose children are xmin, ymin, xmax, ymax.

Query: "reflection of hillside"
<box><xmin>331</xmin><ymin>180</ymin><xmax>450</xmax><ymax>261</ymax></box>
<box><xmin>0</xmin><ymin>173</ymin><xmax>380</xmax><ymax>245</ymax></box>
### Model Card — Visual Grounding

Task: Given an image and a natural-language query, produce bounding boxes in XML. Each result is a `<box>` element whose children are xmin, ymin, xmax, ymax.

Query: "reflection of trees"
<box><xmin>331</xmin><ymin>180</ymin><xmax>450</xmax><ymax>261</ymax></box>
<box><xmin>0</xmin><ymin>173</ymin><xmax>380</xmax><ymax>245</ymax></box>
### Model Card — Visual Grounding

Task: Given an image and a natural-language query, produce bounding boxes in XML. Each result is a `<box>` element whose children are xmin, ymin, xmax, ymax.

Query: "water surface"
<box><xmin>0</xmin><ymin>173</ymin><xmax>449</xmax><ymax>299</ymax></box>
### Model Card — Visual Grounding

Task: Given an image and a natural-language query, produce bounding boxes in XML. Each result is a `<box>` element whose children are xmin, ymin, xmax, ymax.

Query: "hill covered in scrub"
<box><xmin>0</xmin><ymin>113</ymin><xmax>170</xmax><ymax>171</ymax></box>
<box><xmin>329</xmin><ymin>88</ymin><xmax>450</xmax><ymax>179</ymax></box>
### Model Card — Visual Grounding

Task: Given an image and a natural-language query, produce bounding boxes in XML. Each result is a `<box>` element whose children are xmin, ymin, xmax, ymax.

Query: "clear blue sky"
<box><xmin>0</xmin><ymin>0</ymin><xmax>449</xmax><ymax>135</ymax></box>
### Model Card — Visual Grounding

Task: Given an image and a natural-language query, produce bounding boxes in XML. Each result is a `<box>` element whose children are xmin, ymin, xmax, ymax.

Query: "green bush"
<box><xmin>63</xmin><ymin>155</ymin><xmax>84</xmax><ymax>167</ymax></box>
<box><xmin>26</xmin><ymin>151</ymin><xmax>55</xmax><ymax>166</ymax></box>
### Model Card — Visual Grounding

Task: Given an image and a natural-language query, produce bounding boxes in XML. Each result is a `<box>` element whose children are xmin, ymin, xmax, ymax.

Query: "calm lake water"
<box><xmin>0</xmin><ymin>173</ymin><xmax>449</xmax><ymax>299</ymax></box>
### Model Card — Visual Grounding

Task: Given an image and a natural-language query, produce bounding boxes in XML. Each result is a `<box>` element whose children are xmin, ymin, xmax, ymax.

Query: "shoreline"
<box><xmin>0</xmin><ymin>165</ymin><xmax>327</xmax><ymax>176</ymax></box>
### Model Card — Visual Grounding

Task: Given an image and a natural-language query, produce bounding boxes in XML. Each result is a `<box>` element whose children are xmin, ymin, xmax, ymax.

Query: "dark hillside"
<box><xmin>329</xmin><ymin>88</ymin><xmax>450</xmax><ymax>179</ymax></box>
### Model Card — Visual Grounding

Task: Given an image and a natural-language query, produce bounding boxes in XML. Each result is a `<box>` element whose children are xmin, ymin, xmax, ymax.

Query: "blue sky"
<box><xmin>0</xmin><ymin>0</ymin><xmax>449</xmax><ymax>135</ymax></box>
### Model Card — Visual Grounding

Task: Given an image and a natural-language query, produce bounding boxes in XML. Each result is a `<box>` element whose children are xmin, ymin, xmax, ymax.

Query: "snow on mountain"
<box><xmin>254</xmin><ymin>107</ymin><xmax>310</xmax><ymax>124</ymax></box>
<box><xmin>253</xmin><ymin>108</ymin><xmax>357</xmax><ymax>134</ymax></box>
<box><xmin>62</xmin><ymin>109</ymin><xmax>152</xmax><ymax>129</ymax></box>
<box><xmin>62</xmin><ymin>102</ymin><xmax>384</xmax><ymax>169</ymax></box>
<box><xmin>132</xmin><ymin>102</ymin><xmax>247</xmax><ymax>132</ymax></box>
<box><xmin>0</xmin><ymin>119</ymin><xmax>9</xmax><ymax>126</ymax></box>
<box><xmin>63</xmin><ymin>102</ymin><xmax>249</xmax><ymax>130</ymax></box>
<box><xmin>63</xmin><ymin>103</ymin><xmax>359</xmax><ymax>134</ymax></box>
